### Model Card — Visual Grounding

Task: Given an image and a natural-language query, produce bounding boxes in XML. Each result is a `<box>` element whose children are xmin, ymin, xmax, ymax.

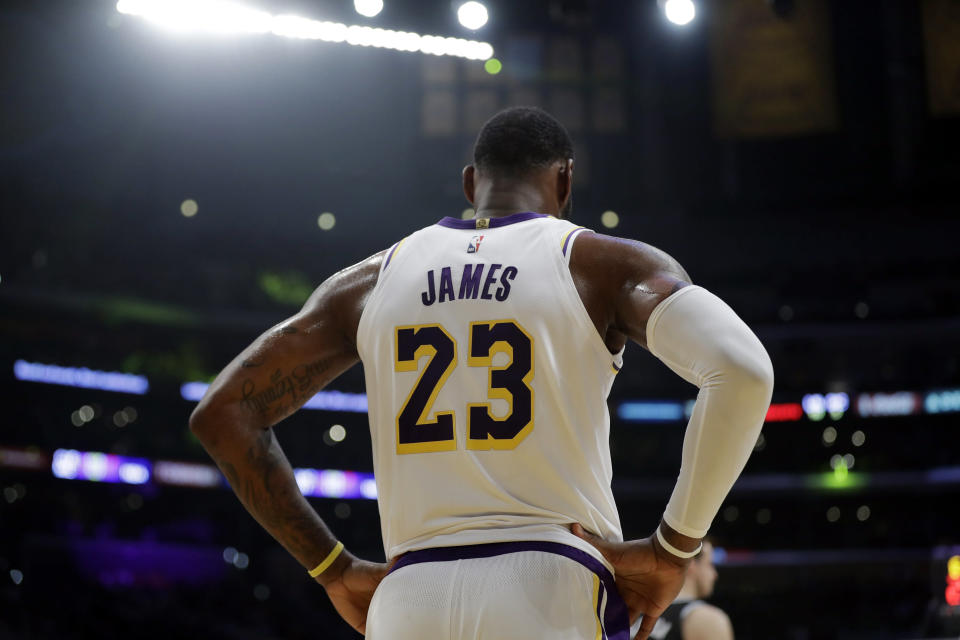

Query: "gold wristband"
<box><xmin>308</xmin><ymin>541</ymin><xmax>345</xmax><ymax>578</ymax></box>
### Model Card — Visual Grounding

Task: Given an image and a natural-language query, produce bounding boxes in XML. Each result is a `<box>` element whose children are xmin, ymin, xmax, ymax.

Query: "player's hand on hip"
<box><xmin>571</xmin><ymin>523</ymin><xmax>689</xmax><ymax>640</ymax></box>
<box><xmin>317</xmin><ymin>549</ymin><xmax>393</xmax><ymax>635</ymax></box>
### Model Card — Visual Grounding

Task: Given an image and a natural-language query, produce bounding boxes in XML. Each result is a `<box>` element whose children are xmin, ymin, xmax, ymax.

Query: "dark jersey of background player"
<box><xmin>649</xmin><ymin>542</ymin><xmax>733</xmax><ymax>640</ymax></box>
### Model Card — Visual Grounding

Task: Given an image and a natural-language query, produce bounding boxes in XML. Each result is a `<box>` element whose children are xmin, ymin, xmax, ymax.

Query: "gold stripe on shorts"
<box><xmin>592</xmin><ymin>573</ymin><xmax>602</xmax><ymax>640</ymax></box>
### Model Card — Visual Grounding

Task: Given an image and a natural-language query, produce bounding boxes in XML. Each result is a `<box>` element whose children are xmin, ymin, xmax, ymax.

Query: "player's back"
<box><xmin>357</xmin><ymin>211</ymin><xmax>624</xmax><ymax>561</ymax></box>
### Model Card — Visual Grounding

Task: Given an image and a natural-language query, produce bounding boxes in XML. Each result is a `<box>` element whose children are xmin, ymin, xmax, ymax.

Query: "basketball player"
<box><xmin>648</xmin><ymin>540</ymin><xmax>733</xmax><ymax>640</ymax></box>
<box><xmin>189</xmin><ymin>107</ymin><xmax>773</xmax><ymax>640</ymax></box>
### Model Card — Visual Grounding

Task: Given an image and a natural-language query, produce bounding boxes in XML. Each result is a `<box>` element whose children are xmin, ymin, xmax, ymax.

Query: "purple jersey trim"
<box><xmin>437</xmin><ymin>211</ymin><xmax>549</xmax><ymax>229</ymax></box>
<box><xmin>383</xmin><ymin>241</ymin><xmax>402</xmax><ymax>270</ymax></box>
<box><xmin>388</xmin><ymin>540</ymin><xmax>630</xmax><ymax>639</ymax></box>
<box><xmin>561</xmin><ymin>226</ymin><xmax>589</xmax><ymax>256</ymax></box>
<box><xmin>612</xmin><ymin>360</ymin><xmax>622</xmax><ymax>372</ymax></box>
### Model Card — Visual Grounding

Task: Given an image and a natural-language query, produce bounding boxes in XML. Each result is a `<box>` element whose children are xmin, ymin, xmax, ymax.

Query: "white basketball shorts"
<box><xmin>366</xmin><ymin>541</ymin><xmax>630</xmax><ymax>640</ymax></box>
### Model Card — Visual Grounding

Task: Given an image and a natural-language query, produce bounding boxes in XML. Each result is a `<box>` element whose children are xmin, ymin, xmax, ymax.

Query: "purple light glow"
<box><xmin>70</xmin><ymin>538</ymin><xmax>227</xmax><ymax>588</ymax></box>
<box><xmin>181</xmin><ymin>381</ymin><xmax>367</xmax><ymax>412</ymax></box>
<box><xmin>154</xmin><ymin>460</ymin><xmax>224</xmax><ymax>488</ymax></box>
<box><xmin>294</xmin><ymin>467</ymin><xmax>375</xmax><ymax>499</ymax></box>
<box><xmin>46</xmin><ymin>447</ymin><xmax>376</xmax><ymax>499</ymax></box>
<box><xmin>51</xmin><ymin>449</ymin><xmax>150</xmax><ymax>484</ymax></box>
<box><xmin>179</xmin><ymin>381</ymin><xmax>210</xmax><ymax>401</ymax></box>
<box><xmin>14</xmin><ymin>359</ymin><xmax>149</xmax><ymax>394</ymax></box>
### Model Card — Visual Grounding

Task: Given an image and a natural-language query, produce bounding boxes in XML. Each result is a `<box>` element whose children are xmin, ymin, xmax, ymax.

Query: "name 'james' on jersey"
<box><xmin>356</xmin><ymin>212</ymin><xmax>624</xmax><ymax>561</ymax></box>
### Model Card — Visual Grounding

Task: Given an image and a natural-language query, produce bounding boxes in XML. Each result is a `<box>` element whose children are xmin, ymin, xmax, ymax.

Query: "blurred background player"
<box><xmin>648</xmin><ymin>540</ymin><xmax>733</xmax><ymax>640</ymax></box>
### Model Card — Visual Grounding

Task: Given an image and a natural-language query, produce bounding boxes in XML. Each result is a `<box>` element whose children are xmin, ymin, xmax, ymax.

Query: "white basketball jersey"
<box><xmin>357</xmin><ymin>212</ymin><xmax>624</xmax><ymax>562</ymax></box>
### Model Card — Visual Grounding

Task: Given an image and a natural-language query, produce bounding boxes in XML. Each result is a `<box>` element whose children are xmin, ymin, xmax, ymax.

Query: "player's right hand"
<box><xmin>570</xmin><ymin>523</ymin><xmax>689</xmax><ymax>640</ymax></box>
<box><xmin>317</xmin><ymin>550</ymin><xmax>394</xmax><ymax>635</ymax></box>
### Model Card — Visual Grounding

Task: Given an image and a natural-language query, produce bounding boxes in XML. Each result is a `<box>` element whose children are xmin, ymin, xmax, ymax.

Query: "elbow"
<box><xmin>189</xmin><ymin>402</ymin><xmax>255</xmax><ymax>451</ymax></box>
<box><xmin>189</xmin><ymin>406</ymin><xmax>227</xmax><ymax>455</ymax></box>
<box><xmin>736</xmin><ymin>349</ymin><xmax>775</xmax><ymax>417</ymax></box>
<box><xmin>189</xmin><ymin>405</ymin><xmax>215</xmax><ymax>442</ymax></box>
<box><xmin>721</xmin><ymin>344</ymin><xmax>774</xmax><ymax>405</ymax></box>
<box><xmin>748</xmin><ymin>348</ymin><xmax>775</xmax><ymax>397</ymax></box>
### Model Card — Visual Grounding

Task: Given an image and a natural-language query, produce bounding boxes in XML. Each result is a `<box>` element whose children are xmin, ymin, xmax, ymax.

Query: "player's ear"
<box><xmin>462</xmin><ymin>164</ymin><xmax>476</xmax><ymax>205</ymax></box>
<box><xmin>557</xmin><ymin>158</ymin><xmax>573</xmax><ymax>209</ymax></box>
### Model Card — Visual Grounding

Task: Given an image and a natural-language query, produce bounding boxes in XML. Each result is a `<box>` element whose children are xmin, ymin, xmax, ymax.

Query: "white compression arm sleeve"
<box><xmin>646</xmin><ymin>285</ymin><xmax>774</xmax><ymax>538</ymax></box>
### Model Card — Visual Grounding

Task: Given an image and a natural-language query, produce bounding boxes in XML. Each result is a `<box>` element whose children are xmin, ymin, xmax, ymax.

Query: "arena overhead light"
<box><xmin>354</xmin><ymin>0</ymin><xmax>383</xmax><ymax>19</ymax></box>
<box><xmin>457</xmin><ymin>1</ymin><xmax>488</xmax><ymax>30</ymax></box>
<box><xmin>180</xmin><ymin>198</ymin><xmax>198</xmax><ymax>217</ymax></box>
<box><xmin>317</xmin><ymin>212</ymin><xmax>336</xmax><ymax>230</ymax></box>
<box><xmin>116</xmin><ymin>0</ymin><xmax>494</xmax><ymax>60</ymax></box>
<box><xmin>662</xmin><ymin>0</ymin><xmax>696</xmax><ymax>26</ymax></box>
<box><xmin>600</xmin><ymin>210</ymin><xmax>619</xmax><ymax>229</ymax></box>
<box><xmin>116</xmin><ymin>0</ymin><xmax>271</xmax><ymax>34</ymax></box>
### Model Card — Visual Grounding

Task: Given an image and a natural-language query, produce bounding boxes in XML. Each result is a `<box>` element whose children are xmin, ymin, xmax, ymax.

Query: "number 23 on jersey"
<box><xmin>393</xmin><ymin>320</ymin><xmax>534</xmax><ymax>454</ymax></box>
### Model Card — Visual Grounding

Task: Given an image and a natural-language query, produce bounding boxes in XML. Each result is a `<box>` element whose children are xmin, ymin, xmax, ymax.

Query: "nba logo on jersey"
<box><xmin>466</xmin><ymin>234</ymin><xmax>484</xmax><ymax>253</ymax></box>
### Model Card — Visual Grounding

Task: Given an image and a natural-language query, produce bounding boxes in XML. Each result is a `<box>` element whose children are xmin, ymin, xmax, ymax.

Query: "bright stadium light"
<box><xmin>354</xmin><ymin>0</ymin><xmax>383</xmax><ymax>18</ymax></box>
<box><xmin>663</xmin><ymin>0</ymin><xmax>696</xmax><ymax>26</ymax></box>
<box><xmin>116</xmin><ymin>0</ymin><xmax>493</xmax><ymax>60</ymax></box>
<box><xmin>116</xmin><ymin>0</ymin><xmax>272</xmax><ymax>34</ymax></box>
<box><xmin>457</xmin><ymin>2</ymin><xmax>488</xmax><ymax>30</ymax></box>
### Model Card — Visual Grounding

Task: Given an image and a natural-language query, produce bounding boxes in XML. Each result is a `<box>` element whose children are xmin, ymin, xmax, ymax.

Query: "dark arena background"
<box><xmin>2</xmin><ymin>0</ymin><xmax>960</xmax><ymax>638</ymax></box>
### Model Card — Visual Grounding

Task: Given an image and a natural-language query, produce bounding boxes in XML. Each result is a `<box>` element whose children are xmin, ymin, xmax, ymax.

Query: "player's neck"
<box><xmin>474</xmin><ymin>207</ymin><xmax>553</xmax><ymax>219</ymax></box>
<box><xmin>473</xmin><ymin>183</ymin><xmax>558</xmax><ymax>219</ymax></box>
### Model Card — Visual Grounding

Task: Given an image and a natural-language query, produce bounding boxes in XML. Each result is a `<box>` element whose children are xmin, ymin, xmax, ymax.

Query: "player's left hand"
<box><xmin>571</xmin><ymin>523</ymin><xmax>689</xmax><ymax>640</ymax></box>
<box><xmin>317</xmin><ymin>549</ymin><xmax>393</xmax><ymax>634</ymax></box>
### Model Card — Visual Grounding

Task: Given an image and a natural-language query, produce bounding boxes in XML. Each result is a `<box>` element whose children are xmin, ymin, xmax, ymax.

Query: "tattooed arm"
<box><xmin>189</xmin><ymin>250</ymin><xmax>387</xmax><ymax>634</ymax></box>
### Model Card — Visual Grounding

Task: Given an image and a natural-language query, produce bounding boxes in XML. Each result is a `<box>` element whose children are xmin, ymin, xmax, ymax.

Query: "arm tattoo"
<box><xmin>240</xmin><ymin>358</ymin><xmax>332</xmax><ymax>418</ymax></box>
<box><xmin>218</xmin><ymin>428</ymin><xmax>330</xmax><ymax>563</ymax></box>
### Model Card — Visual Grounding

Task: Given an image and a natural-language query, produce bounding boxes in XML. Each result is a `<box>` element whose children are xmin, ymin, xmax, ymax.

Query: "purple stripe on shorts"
<box><xmin>436</xmin><ymin>212</ymin><xmax>548</xmax><ymax>229</ymax></box>
<box><xmin>597</xmin><ymin>580</ymin><xmax>606</xmax><ymax>638</ymax></box>
<box><xmin>388</xmin><ymin>540</ymin><xmax>630</xmax><ymax>640</ymax></box>
<box><xmin>562</xmin><ymin>227</ymin><xmax>588</xmax><ymax>256</ymax></box>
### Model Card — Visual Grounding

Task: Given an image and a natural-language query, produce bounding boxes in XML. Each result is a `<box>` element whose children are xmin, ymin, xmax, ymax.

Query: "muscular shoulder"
<box><xmin>682</xmin><ymin>603</ymin><xmax>733</xmax><ymax>640</ymax></box>
<box><xmin>571</xmin><ymin>232</ymin><xmax>690</xmax><ymax>287</ymax></box>
<box><xmin>568</xmin><ymin>232</ymin><xmax>691</xmax><ymax>348</ymax></box>
<box><xmin>299</xmin><ymin>250</ymin><xmax>386</xmax><ymax>350</ymax></box>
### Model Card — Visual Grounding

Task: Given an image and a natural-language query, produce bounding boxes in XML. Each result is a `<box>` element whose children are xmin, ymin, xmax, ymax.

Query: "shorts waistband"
<box><xmin>387</xmin><ymin>540</ymin><xmax>630</xmax><ymax>640</ymax></box>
